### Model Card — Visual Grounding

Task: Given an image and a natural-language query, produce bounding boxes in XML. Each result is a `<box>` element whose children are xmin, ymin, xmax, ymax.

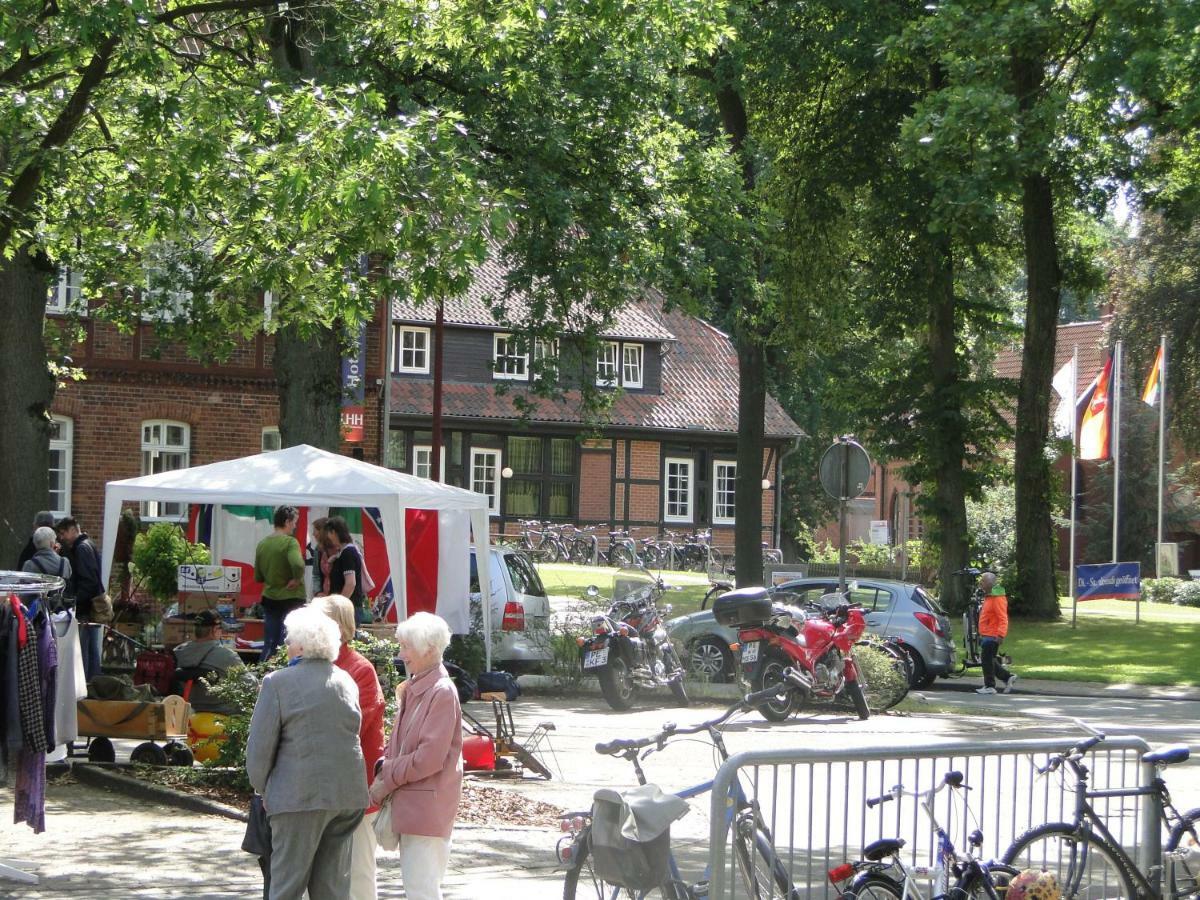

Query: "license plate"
<box><xmin>583</xmin><ymin>646</ymin><xmax>610</xmax><ymax>669</ymax></box>
<box><xmin>741</xmin><ymin>641</ymin><xmax>760</xmax><ymax>663</ymax></box>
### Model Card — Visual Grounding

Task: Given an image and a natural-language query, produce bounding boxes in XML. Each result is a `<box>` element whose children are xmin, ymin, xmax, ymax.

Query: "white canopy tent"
<box><xmin>100</xmin><ymin>444</ymin><xmax>494</xmax><ymax>665</ymax></box>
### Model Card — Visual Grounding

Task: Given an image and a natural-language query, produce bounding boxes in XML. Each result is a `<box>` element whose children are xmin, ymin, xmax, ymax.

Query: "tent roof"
<box><xmin>107</xmin><ymin>444</ymin><xmax>488</xmax><ymax>510</ymax></box>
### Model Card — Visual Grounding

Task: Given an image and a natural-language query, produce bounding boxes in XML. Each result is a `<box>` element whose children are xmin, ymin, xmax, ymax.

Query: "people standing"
<box><xmin>976</xmin><ymin>571</ymin><xmax>1017</xmax><ymax>695</ymax></box>
<box><xmin>254</xmin><ymin>506</ymin><xmax>306</xmax><ymax>662</ymax></box>
<box><xmin>307</xmin><ymin>516</ymin><xmax>331</xmax><ymax>598</ymax></box>
<box><xmin>313</xmin><ymin>595</ymin><xmax>385</xmax><ymax>900</ymax></box>
<box><xmin>22</xmin><ymin>526</ymin><xmax>72</xmax><ymax>585</ymax></box>
<box><xmin>55</xmin><ymin>517</ymin><xmax>104</xmax><ymax>682</ymax></box>
<box><xmin>17</xmin><ymin>511</ymin><xmax>57</xmax><ymax>570</ymax></box>
<box><xmin>369</xmin><ymin>613</ymin><xmax>463</xmax><ymax>900</ymax></box>
<box><xmin>324</xmin><ymin>517</ymin><xmax>366</xmax><ymax>625</ymax></box>
<box><xmin>245</xmin><ymin>606</ymin><xmax>368</xmax><ymax>900</ymax></box>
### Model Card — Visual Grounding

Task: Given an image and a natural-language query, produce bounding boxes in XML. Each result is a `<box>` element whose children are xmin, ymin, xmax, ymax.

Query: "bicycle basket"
<box><xmin>589</xmin><ymin>784</ymin><xmax>689</xmax><ymax>890</ymax></box>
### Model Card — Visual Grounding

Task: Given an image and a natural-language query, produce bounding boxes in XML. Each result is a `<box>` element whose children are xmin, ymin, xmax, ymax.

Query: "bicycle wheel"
<box><xmin>1165</xmin><ymin>807</ymin><xmax>1200</xmax><ymax>899</ymax></box>
<box><xmin>610</xmin><ymin>544</ymin><xmax>636</xmax><ymax>568</ymax></box>
<box><xmin>1002</xmin><ymin>823</ymin><xmax>1137</xmax><ymax>898</ymax></box>
<box><xmin>841</xmin><ymin>873</ymin><xmax>903</xmax><ymax>899</ymax></box>
<box><xmin>563</xmin><ymin>828</ymin><xmax>679</xmax><ymax>899</ymax></box>
<box><xmin>539</xmin><ymin>537</ymin><xmax>562</xmax><ymax>563</ymax></box>
<box><xmin>569</xmin><ymin>537</ymin><xmax>594</xmax><ymax>565</ymax></box>
<box><xmin>955</xmin><ymin>862</ymin><xmax>1020</xmax><ymax>898</ymax></box>
<box><xmin>732</xmin><ymin>820</ymin><xmax>798</xmax><ymax>899</ymax></box>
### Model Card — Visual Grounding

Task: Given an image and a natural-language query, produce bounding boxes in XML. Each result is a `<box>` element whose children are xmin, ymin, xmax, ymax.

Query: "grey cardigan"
<box><xmin>246</xmin><ymin>658</ymin><xmax>369</xmax><ymax>816</ymax></box>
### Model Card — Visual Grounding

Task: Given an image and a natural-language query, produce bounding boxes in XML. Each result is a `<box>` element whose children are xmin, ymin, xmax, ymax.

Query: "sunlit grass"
<box><xmin>537</xmin><ymin>563</ymin><xmax>713</xmax><ymax>615</ymax></box>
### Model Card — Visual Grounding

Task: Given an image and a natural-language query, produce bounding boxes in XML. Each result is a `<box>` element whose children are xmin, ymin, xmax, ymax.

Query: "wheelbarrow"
<box><xmin>75</xmin><ymin>694</ymin><xmax>194</xmax><ymax>766</ymax></box>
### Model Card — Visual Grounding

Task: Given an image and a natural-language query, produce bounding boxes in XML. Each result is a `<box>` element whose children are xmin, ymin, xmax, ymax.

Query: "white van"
<box><xmin>469</xmin><ymin>547</ymin><xmax>552</xmax><ymax>673</ymax></box>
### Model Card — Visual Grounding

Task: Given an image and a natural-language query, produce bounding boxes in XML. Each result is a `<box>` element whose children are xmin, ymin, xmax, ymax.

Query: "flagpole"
<box><xmin>1112</xmin><ymin>340</ymin><xmax>1122</xmax><ymax>567</ymax></box>
<box><xmin>1070</xmin><ymin>345</ymin><xmax>1079</xmax><ymax>629</ymax></box>
<box><xmin>1156</xmin><ymin>335</ymin><xmax>1167</xmax><ymax>577</ymax></box>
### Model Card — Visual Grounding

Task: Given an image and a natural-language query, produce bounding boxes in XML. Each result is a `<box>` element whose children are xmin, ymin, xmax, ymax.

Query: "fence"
<box><xmin>705</xmin><ymin>736</ymin><xmax>1157</xmax><ymax>899</ymax></box>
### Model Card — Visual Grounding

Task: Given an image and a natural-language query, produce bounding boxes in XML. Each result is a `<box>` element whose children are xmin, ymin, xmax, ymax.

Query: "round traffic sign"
<box><xmin>819</xmin><ymin>439</ymin><xmax>872</xmax><ymax>501</ymax></box>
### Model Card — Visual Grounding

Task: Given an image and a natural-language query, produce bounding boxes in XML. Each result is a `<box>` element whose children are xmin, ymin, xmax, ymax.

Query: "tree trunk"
<box><xmin>273</xmin><ymin>324</ymin><xmax>344</xmax><ymax>450</ymax></box>
<box><xmin>735</xmin><ymin>335</ymin><xmax>766</xmax><ymax>587</ymax></box>
<box><xmin>924</xmin><ymin>231</ymin><xmax>970</xmax><ymax>611</ymax></box>
<box><xmin>1011</xmin><ymin>50</ymin><xmax>1063</xmax><ymax>620</ymax></box>
<box><xmin>0</xmin><ymin>248</ymin><xmax>57</xmax><ymax>564</ymax></box>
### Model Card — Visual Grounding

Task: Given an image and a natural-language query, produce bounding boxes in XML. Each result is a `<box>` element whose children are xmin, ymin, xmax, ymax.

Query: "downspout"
<box><xmin>774</xmin><ymin>436</ymin><xmax>803</xmax><ymax>556</ymax></box>
<box><xmin>380</xmin><ymin>289</ymin><xmax>393</xmax><ymax>466</ymax></box>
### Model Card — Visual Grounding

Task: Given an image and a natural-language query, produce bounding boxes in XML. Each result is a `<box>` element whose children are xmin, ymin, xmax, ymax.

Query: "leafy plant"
<box><xmin>129</xmin><ymin>524</ymin><xmax>210</xmax><ymax>603</ymax></box>
<box><xmin>1174</xmin><ymin>582</ymin><xmax>1200</xmax><ymax>609</ymax></box>
<box><xmin>965</xmin><ymin>480</ymin><xmax>1017</xmax><ymax>570</ymax></box>
<box><xmin>1143</xmin><ymin>578</ymin><xmax>1182</xmax><ymax>605</ymax></box>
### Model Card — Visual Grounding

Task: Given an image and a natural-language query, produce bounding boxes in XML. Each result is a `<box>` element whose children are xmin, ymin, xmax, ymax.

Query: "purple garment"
<box><xmin>36</xmin><ymin>608</ymin><xmax>58</xmax><ymax>748</ymax></box>
<box><xmin>13</xmin><ymin>746</ymin><xmax>46</xmax><ymax>832</ymax></box>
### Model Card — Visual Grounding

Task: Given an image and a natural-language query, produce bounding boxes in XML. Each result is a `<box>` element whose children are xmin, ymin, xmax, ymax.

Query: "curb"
<box><xmin>71</xmin><ymin>762</ymin><xmax>249</xmax><ymax>823</ymax></box>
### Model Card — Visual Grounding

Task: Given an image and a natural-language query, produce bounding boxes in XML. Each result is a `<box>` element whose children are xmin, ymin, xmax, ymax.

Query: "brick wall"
<box><xmin>578</xmin><ymin>451</ymin><xmax>613</xmax><ymax>521</ymax></box>
<box><xmin>629</xmin><ymin>440</ymin><xmax>659</xmax><ymax>480</ymax></box>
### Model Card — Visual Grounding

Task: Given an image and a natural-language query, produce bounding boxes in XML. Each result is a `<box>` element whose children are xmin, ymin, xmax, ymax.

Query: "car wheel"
<box><xmin>688</xmin><ymin>637</ymin><xmax>734</xmax><ymax>683</ymax></box>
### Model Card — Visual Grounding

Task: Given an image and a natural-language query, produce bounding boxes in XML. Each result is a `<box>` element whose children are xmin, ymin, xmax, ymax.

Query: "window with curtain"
<box><xmin>386</xmin><ymin>431</ymin><xmax>406</xmax><ymax>469</ymax></box>
<box><xmin>507</xmin><ymin>436</ymin><xmax>542</xmax><ymax>474</ymax></box>
<box><xmin>664</xmin><ymin>456</ymin><xmax>693</xmax><ymax>522</ymax></box>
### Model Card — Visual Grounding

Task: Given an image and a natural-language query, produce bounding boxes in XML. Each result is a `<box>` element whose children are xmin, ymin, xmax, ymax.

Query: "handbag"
<box><xmin>373</xmin><ymin>795</ymin><xmax>399</xmax><ymax>851</ymax></box>
<box><xmin>90</xmin><ymin>591</ymin><xmax>114</xmax><ymax>624</ymax></box>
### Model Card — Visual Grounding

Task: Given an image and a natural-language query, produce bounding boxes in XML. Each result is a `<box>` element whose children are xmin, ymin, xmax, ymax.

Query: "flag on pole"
<box><xmin>1142</xmin><ymin>344</ymin><xmax>1164</xmax><ymax>406</ymax></box>
<box><xmin>1077</xmin><ymin>354</ymin><xmax>1113</xmax><ymax>460</ymax></box>
<box><xmin>1051</xmin><ymin>357</ymin><xmax>1077</xmax><ymax>438</ymax></box>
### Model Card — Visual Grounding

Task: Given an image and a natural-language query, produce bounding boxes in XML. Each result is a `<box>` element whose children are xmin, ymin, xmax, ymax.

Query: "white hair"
<box><xmin>33</xmin><ymin>526</ymin><xmax>57</xmax><ymax>551</ymax></box>
<box><xmin>283</xmin><ymin>605</ymin><xmax>341</xmax><ymax>661</ymax></box>
<box><xmin>395</xmin><ymin>611</ymin><xmax>452</xmax><ymax>658</ymax></box>
<box><xmin>311</xmin><ymin>594</ymin><xmax>356</xmax><ymax>644</ymax></box>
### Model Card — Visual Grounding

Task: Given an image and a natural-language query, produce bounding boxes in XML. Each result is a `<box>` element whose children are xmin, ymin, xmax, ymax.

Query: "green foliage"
<box><xmin>1143</xmin><ymin>578</ymin><xmax>1183</xmax><ymax>604</ymax></box>
<box><xmin>204</xmin><ymin>659</ymin><xmax>281</xmax><ymax>794</ymax></box>
<box><xmin>965</xmin><ymin>479</ymin><xmax>1017</xmax><ymax>570</ymax></box>
<box><xmin>1174</xmin><ymin>582</ymin><xmax>1200</xmax><ymax>609</ymax></box>
<box><xmin>447</xmin><ymin>598</ymin><xmax>487</xmax><ymax>677</ymax></box>
<box><xmin>129</xmin><ymin>524</ymin><xmax>210</xmax><ymax>603</ymax></box>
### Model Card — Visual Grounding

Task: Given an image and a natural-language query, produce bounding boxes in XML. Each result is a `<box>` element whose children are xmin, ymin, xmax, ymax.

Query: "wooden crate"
<box><xmin>77</xmin><ymin>696</ymin><xmax>190</xmax><ymax>740</ymax></box>
<box><xmin>360</xmin><ymin>622</ymin><xmax>397</xmax><ymax>642</ymax></box>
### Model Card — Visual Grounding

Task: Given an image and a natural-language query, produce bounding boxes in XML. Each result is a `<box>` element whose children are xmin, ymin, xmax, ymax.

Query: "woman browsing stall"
<box><xmin>323</xmin><ymin>517</ymin><xmax>367</xmax><ymax>624</ymax></box>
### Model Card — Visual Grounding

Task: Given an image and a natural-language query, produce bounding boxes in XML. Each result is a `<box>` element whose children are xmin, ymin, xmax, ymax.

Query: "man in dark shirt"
<box><xmin>56</xmin><ymin>516</ymin><xmax>105</xmax><ymax>682</ymax></box>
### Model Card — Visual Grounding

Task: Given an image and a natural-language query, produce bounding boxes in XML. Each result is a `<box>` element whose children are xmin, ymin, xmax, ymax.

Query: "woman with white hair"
<box><xmin>246</xmin><ymin>605</ymin><xmax>369</xmax><ymax>900</ymax></box>
<box><xmin>369</xmin><ymin>612</ymin><xmax>463</xmax><ymax>900</ymax></box>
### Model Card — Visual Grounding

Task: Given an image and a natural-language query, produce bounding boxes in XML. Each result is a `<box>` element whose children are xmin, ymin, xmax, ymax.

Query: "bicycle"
<box><xmin>1001</xmin><ymin>725</ymin><xmax>1200</xmax><ymax>898</ymax></box>
<box><xmin>832</xmin><ymin>771</ymin><xmax>1020</xmax><ymax>898</ymax></box>
<box><xmin>558</xmin><ymin>685</ymin><xmax>804</xmax><ymax>899</ymax></box>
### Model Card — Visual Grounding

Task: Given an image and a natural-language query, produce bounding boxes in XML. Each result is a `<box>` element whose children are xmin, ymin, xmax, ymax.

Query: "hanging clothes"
<box><xmin>51</xmin><ymin>611</ymin><xmax>85</xmax><ymax>747</ymax></box>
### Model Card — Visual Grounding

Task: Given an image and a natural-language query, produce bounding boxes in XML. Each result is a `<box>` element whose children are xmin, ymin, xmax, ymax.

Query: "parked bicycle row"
<box><xmin>500</xmin><ymin>520</ymin><xmax>783</xmax><ymax>572</ymax></box>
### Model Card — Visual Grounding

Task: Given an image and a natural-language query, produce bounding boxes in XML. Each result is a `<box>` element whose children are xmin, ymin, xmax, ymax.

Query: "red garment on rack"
<box><xmin>8</xmin><ymin>595</ymin><xmax>26</xmax><ymax>647</ymax></box>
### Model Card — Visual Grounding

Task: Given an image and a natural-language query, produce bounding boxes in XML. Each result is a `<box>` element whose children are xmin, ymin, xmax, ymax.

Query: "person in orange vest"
<box><xmin>976</xmin><ymin>571</ymin><xmax>1017</xmax><ymax>695</ymax></box>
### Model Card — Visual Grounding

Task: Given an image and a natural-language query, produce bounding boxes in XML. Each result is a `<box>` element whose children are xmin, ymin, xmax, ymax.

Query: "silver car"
<box><xmin>469</xmin><ymin>547</ymin><xmax>553</xmax><ymax>673</ymax></box>
<box><xmin>665</xmin><ymin>577</ymin><xmax>956</xmax><ymax>686</ymax></box>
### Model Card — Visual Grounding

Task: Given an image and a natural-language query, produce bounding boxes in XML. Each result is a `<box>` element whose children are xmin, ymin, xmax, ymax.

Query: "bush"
<box><xmin>1143</xmin><ymin>577</ymin><xmax>1183</xmax><ymax>604</ymax></box>
<box><xmin>1174</xmin><ymin>581</ymin><xmax>1200</xmax><ymax>608</ymax></box>
<box><xmin>130</xmin><ymin>523</ymin><xmax>210</xmax><ymax>603</ymax></box>
<box><xmin>965</xmin><ymin>481</ymin><xmax>1017</xmax><ymax>570</ymax></box>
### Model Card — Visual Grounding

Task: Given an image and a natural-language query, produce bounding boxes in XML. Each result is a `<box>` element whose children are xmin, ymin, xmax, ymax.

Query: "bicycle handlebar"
<box><xmin>593</xmin><ymin>683</ymin><xmax>799</xmax><ymax>757</ymax></box>
<box><xmin>1036</xmin><ymin>734</ymin><xmax>1106</xmax><ymax>775</ymax></box>
<box><xmin>865</xmin><ymin>770</ymin><xmax>968</xmax><ymax>808</ymax></box>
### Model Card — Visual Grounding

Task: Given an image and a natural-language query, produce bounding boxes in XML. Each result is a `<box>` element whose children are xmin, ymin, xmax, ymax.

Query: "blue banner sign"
<box><xmin>1075</xmin><ymin>562</ymin><xmax>1141</xmax><ymax>601</ymax></box>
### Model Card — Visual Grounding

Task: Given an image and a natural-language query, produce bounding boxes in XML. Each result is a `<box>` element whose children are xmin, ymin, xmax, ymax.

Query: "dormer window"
<box><xmin>596</xmin><ymin>341</ymin><xmax>620</xmax><ymax>386</ymax></box>
<box><xmin>493</xmin><ymin>333</ymin><xmax>528</xmax><ymax>381</ymax></box>
<box><xmin>394</xmin><ymin>325</ymin><xmax>431</xmax><ymax>374</ymax></box>
<box><xmin>622</xmin><ymin>343</ymin><xmax>644</xmax><ymax>388</ymax></box>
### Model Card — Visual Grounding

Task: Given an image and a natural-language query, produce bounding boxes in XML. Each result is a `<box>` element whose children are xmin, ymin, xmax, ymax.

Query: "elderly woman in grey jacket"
<box><xmin>246</xmin><ymin>605</ymin><xmax>369</xmax><ymax>900</ymax></box>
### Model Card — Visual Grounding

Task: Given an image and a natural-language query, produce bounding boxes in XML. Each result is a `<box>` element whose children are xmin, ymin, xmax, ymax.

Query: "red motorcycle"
<box><xmin>713</xmin><ymin>586</ymin><xmax>871</xmax><ymax>721</ymax></box>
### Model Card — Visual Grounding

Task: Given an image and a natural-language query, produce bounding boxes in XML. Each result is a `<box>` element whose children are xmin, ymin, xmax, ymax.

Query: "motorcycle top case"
<box><xmin>712</xmin><ymin>587</ymin><xmax>774</xmax><ymax>628</ymax></box>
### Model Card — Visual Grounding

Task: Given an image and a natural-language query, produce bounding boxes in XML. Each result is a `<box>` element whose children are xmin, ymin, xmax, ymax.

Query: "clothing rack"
<box><xmin>1</xmin><ymin>569</ymin><xmax>67</xmax><ymax>885</ymax></box>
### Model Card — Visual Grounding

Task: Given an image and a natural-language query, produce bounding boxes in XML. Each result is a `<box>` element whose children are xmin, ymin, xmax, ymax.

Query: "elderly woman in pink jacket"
<box><xmin>369</xmin><ymin>612</ymin><xmax>462</xmax><ymax>900</ymax></box>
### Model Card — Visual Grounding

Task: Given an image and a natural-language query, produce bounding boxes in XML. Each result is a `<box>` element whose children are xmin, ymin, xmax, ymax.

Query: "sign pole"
<box><xmin>1070</xmin><ymin>345</ymin><xmax>1079</xmax><ymax>629</ymax></box>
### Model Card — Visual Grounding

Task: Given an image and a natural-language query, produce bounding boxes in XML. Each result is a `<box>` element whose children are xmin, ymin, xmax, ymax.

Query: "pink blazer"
<box><xmin>371</xmin><ymin>663</ymin><xmax>463</xmax><ymax>839</ymax></box>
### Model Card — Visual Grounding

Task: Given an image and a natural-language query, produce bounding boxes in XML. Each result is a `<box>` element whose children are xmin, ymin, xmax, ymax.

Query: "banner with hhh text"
<box><xmin>1075</xmin><ymin>562</ymin><xmax>1141</xmax><ymax>601</ymax></box>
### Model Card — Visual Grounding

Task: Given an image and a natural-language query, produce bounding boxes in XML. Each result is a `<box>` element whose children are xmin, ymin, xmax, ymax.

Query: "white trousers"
<box><xmin>396</xmin><ymin>833</ymin><xmax>452</xmax><ymax>900</ymax></box>
<box><xmin>349</xmin><ymin>811</ymin><xmax>378</xmax><ymax>900</ymax></box>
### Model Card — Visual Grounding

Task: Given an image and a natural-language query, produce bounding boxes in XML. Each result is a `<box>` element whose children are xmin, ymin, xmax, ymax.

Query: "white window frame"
<box><xmin>413</xmin><ymin>445</ymin><xmax>447</xmax><ymax>481</ymax></box>
<box><xmin>532</xmin><ymin>338</ymin><xmax>558</xmax><ymax>380</ymax></box>
<box><xmin>47</xmin><ymin>267</ymin><xmax>87</xmax><ymax>316</ymax></box>
<box><xmin>596</xmin><ymin>341</ymin><xmax>620</xmax><ymax>387</ymax></box>
<box><xmin>492</xmin><ymin>333</ymin><xmax>529</xmax><ymax>381</ymax></box>
<box><xmin>141</xmin><ymin>420</ymin><xmax>191</xmax><ymax>520</ymax></box>
<box><xmin>664</xmin><ymin>456</ymin><xmax>694</xmax><ymax>523</ymax></box>
<box><xmin>394</xmin><ymin>325</ymin><xmax>431</xmax><ymax>374</ymax></box>
<box><xmin>263</xmin><ymin>290</ymin><xmax>274</xmax><ymax>326</ymax></box>
<box><xmin>48</xmin><ymin>415</ymin><xmax>73</xmax><ymax>517</ymax></box>
<box><xmin>622</xmin><ymin>342</ymin><xmax>644</xmax><ymax>389</ymax></box>
<box><xmin>470</xmin><ymin>448</ymin><xmax>501</xmax><ymax>516</ymax></box>
<box><xmin>261</xmin><ymin>427</ymin><xmax>281</xmax><ymax>453</ymax></box>
<box><xmin>142</xmin><ymin>239</ymin><xmax>212</xmax><ymax>322</ymax></box>
<box><xmin>712</xmin><ymin>460</ymin><xmax>737</xmax><ymax>525</ymax></box>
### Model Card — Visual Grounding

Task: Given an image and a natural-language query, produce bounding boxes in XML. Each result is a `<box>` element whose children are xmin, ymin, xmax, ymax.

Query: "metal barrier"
<box><xmin>706</xmin><ymin>736</ymin><xmax>1157</xmax><ymax>899</ymax></box>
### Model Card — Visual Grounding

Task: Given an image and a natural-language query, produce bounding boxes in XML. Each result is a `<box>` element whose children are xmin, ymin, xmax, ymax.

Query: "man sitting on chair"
<box><xmin>173</xmin><ymin>610</ymin><xmax>242</xmax><ymax>709</ymax></box>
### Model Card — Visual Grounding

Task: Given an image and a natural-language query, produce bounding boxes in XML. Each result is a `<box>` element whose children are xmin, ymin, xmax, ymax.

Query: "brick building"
<box><xmin>46</xmin><ymin>265</ymin><xmax>801</xmax><ymax>551</ymax></box>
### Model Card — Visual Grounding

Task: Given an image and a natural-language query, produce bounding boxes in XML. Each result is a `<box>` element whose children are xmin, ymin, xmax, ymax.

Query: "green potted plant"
<box><xmin>130</xmin><ymin>522</ymin><xmax>211</xmax><ymax>610</ymax></box>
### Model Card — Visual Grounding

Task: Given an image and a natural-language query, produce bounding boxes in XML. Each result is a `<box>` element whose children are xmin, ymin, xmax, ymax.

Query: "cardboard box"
<box><xmin>76</xmin><ymin>696</ymin><xmax>191</xmax><ymax>740</ymax></box>
<box><xmin>177</xmin><ymin>565</ymin><xmax>242</xmax><ymax>595</ymax></box>
<box><xmin>111</xmin><ymin>621</ymin><xmax>144</xmax><ymax>640</ymax></box>
<box><xmin>179</xmin><ymin>592</ymin><xmax>224</xmax><ymax>615</ymax></box>
<box><xmin>161</xmin><ymin>616</ymin><xmax>192</xmax><ymax>649</ymax></box>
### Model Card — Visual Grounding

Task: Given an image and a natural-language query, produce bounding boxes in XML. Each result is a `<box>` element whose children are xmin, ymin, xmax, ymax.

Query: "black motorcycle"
<box><xmin>578</xmin><ymin>567</ymin><xmax>690</xmax><ymax>710</ymax></box>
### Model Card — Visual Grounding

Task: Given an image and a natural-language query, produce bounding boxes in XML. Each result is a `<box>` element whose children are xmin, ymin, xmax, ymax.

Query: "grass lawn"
<box><xmin>537</xmin><ymin>563</ymin><xmax>714</xmax><ymax>616</ymax></box>
<box><xmin>1007</xmin><ymin>597</ymin><xmax>1200</xmax><ymax>686</ymax></box>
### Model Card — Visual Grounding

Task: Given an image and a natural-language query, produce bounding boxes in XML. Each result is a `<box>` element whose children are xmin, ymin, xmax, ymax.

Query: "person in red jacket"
<box><xmin>976</xmin><ymin>572</ymin><xmax>1017</xmax><ymax>695</ymax></box>
<box><xmin>314</xmin><ymin>594</ymin><xmax>386</xmax><ymax>900</ymax></box>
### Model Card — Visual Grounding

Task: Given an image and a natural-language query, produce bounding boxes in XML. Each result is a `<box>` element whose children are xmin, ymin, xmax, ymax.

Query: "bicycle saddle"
<box><xmin>1143</xmin><ymin>745</ymin><xmax>1189</xmax><ymax>766</ymax></box>
<box><xmin>863</xmin><ymin>838</ymin><xmax>906</xmax><ymax>861</ymax></box>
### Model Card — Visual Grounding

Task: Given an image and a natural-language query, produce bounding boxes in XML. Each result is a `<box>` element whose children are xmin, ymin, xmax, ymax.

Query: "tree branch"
<box><xmin>154</xmin><ymin>0</ymin><xmax>283</xmax><ymax>26</ymax></box>
<box><xmin>0</xmin><ymin>49</ymin><xmax>62</xmax><ymax>88</ymax></box>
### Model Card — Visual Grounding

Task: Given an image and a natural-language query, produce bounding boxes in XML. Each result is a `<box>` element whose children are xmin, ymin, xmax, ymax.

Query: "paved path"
<box><xmin>3</xmin><ymin>686</ymin><xmax>1196</xmax><ymax>898</ymax></box>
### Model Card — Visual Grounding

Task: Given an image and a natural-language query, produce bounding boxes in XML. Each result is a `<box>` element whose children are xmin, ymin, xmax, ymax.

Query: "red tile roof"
<box><xmin>391</xmin><ymin>255</ymin><xmax>676</xmax><ymax>342</ymax></box>
<box><xmin>389</xmin><ymin>304</ymin><xmax>802</xmax><ymax>438</ymax></box>
<box><xmin>992</xmin><ymin>319</ymin><xmax>1112</xmax><ymax>421</ymax></box>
